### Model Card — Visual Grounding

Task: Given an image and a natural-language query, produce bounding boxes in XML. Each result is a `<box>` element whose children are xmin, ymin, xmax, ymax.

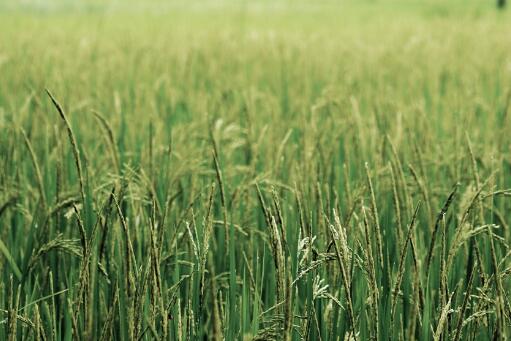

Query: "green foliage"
<box><xmin>1</xmin><ymin>2</ymin><xmax>511</xmax><ymax>340</ymax></box>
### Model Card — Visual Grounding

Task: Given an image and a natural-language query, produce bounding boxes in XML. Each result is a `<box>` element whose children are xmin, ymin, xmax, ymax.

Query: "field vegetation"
<box><xmin>1</xmin><ymin>1</ymin><xmax>511</xmax><ymax>339</ymax></box>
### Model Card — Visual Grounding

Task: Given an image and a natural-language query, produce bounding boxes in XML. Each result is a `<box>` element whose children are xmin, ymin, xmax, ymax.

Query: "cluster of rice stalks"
<box><xmin>1</xmin><ymin>90</ymin><xmax>510</xmax><ymax>339</ymax></box>
<box><xmin>1</xmin><ymin>2</ymin><xmax>511</xmax><ymax>340</ymax></box>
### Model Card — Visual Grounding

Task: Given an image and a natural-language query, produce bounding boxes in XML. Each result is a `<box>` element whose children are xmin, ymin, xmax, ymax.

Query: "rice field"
<box><xmin>1</xmin><ymin>1</ymin><xmax>511</xmax><ymax>339</ymax></box>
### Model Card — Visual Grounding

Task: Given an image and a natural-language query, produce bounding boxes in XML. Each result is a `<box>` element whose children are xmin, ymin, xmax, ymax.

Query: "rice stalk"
<box><xmin>46</xmin><ymin>90</ymin><xmax>85</xmax><ymax>204</ymax></box>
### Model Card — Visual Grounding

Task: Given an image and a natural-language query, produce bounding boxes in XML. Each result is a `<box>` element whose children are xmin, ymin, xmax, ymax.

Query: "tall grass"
<box><xmin>1</xmin><ymin>1</ymin><xmax>511</xmax><ymax>340</ymax></box>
